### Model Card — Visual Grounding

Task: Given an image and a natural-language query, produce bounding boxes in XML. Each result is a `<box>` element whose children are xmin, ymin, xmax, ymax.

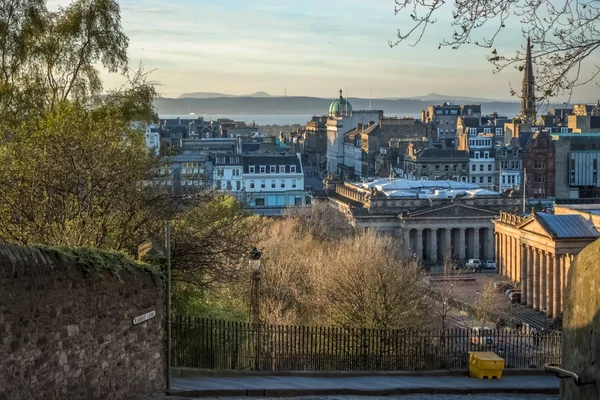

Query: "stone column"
<box><xmin>526</xmin><ymin>246</ymin><xmax>534</xmax><ymax>307</ymax></box>
<box><xmin>560</xmin><ymin>255</ymin><xmax>566</xmax><ymax>314</ymax></box>
<box><xmin>495</xmin><ymin>233</ymin><xmax>500</xmax><ymax>274</ymax></box>
<box><xmin>501</xmin><ymin>234</ymin><xmax>507</xmax><ymax>275</ymax></box>
<box><xmin>553</xmin><ymin>254</ymin><xmax>561</xmax><ymax>319</ymax></box>
<box><xmin>532</xmin><ymin>248</ymin><xmax>540</xmax><ymax>310</ymax></box>
<box><xmin>473</xmin><ymin>228</ymin><xmax>480</xmax><ymax>260</ymax></box>
<box><xmin>521</xmin><ymin>244</ymin><xmax>528</xmax><ymax>305</ymax></box>
<box><xmin>546</xmin><ymin>251</ymin><xmax>553</xmax><ymax>317</ymax></box>
<box><xmin>507</xmin><ymin>236</ymin><xmax>513</xmax><ymax>280</ymax></box>
<box><xmin>429</xmin><ymin>228</ymin><xmax>438</xmax><ymax>264</ymax></box>
<box><xmin>486</xmin><ymin>228</ymin><xmax>494</xmax><ymax>261</ymax></box>
<box><xmin>516</xmin><ymin>241</ymin><xmax>522</xmax><ymax>282</ymax></box>
<box><xmin>416</xmin><ymin>229</ymin><xmax>423</xmax><ymax>261</ymax></box>
<box><xmin>403</xmin><ymin>229</ymin><xmax>410</xmax><ymax>255</ymax></box>
<box><xmin>539</xmin><ymin>250</ymin><xmax>546</xmax><ymax>313</ymax></box>
<box><xmin>444</xmin><ymin>228</ymin><xmax>452</xmax><ymax>260</ymax></box>
<box><xmin>459</xmin><ymin>228</ymin><xmax>466</xmax><ymax>261</ymax></box>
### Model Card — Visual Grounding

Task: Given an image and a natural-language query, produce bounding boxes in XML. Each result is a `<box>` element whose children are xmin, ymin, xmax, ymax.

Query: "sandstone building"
<box><xmin>494</xmin><ymin>210</ymin><xmax>599</xmax><ymax>320</ymax></box>
<box><xmin>325</xmin><ymin>177</ymin><xmax>522</xmax><ymax>264</ymax></box>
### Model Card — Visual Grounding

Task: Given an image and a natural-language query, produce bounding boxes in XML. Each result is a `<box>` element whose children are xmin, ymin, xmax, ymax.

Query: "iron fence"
<box><xmin>171</xmin><ymin>316</ymin><xmax>561</xmax><ymax>371</ymax></box>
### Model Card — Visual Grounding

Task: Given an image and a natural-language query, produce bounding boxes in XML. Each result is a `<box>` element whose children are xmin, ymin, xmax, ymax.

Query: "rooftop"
<box><xmin>353</xmin><ymin>178</ymin><xmax>499</xmax><ymax>199</ymax></box>
<box><xmin>536</xmin><ymin>213</ymin><xmax>600</xmax><ymax>238</ymax></box>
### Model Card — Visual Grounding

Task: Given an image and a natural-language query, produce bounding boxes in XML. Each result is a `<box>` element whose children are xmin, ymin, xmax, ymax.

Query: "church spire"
<box><xmin>521</xmin><ymin>37</ymin><xmax>536</xmax><ymax>123</ymax></box>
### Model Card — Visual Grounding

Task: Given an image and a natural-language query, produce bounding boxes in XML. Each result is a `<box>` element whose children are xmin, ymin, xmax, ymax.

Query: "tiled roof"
<box><xmin>414</xmin><ymin>149</ymin><xmax>469</xmax><ymax>160</ymax></box>
<box><xmin>536</xmin><ymin>213</ymin><xmax>600</xmax><ymax>238</ymax></box>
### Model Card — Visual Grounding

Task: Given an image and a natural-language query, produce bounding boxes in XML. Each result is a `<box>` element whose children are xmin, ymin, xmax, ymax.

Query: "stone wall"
<box><xmin>0</xmin><ymin>245</ymin><xmax>165</xmax><ymax>400</ymax></box>
<box><xmin>562</xmin><ymin>238</ymin><xmax>600</xmax><ymax>400</ymax></box>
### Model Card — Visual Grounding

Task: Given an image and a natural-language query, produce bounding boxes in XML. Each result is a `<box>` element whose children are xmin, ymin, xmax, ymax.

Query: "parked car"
<box><xmin>471</xmin><ymin>327</ymin><xmax>494</xmax><ymax>346</ymax></box>
<box><xmin>483</xmin><ymin>260</ymin><xmax>496</xmax><ymax>269</ymax></box>
<box><xmin>466</xmin><ymin>259</ymin><xmax>482</xmax><ymax>272</ymax></box>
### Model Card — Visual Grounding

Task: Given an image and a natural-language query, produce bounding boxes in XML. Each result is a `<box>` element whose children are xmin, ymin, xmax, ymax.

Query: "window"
<box><xmin>561</xmin><ymin>127</ymin><xmax>568</xmax><ymax>133</ymax></box>
<box><xmin>470</xmin><ymin>128</ymin><xmax>478</xmax><ymax>135</ymax></box>
<box><xmin>261</xmin><ymin>180</ymin><xmax>266</xmax><ymax>188</ymax></box>
<box><xmin>445</xmin><ymin>165</ymin><xmax>449</xmax><ymax>172</ymax></box>
<box><xmin>216</xmin><ymin>168</ymin><xmax>223</xmax><ymax>177</ymax></box>
<box><xmin>488</xmin><ymin>164</ymin><xmax>492</xmax><ymax>171</ymax></box>
<box><xmin>435</xmin><ymin>164</ymin><xmax>440</xmax><ymax>171</ymax></box>
<box><xmin>216</xmin><ymin>156</ymin><xmax>225</xmax><ymax>164</ymax></box>
<box><xmin>290</xmin><ymin>165</ymin><xmax>296</xmax><ymax>173</ymax></box>
<box><xmin>496</xmin><ymin>128</ymin><xmax>503</xmax><ymax>136</ymax></box>
<box><xmin>249</xmin><ymin>166</ymin><xmax>255</xmax><ymax>173</ymax></box>
<box><xmin>281</xmin><ymin>180</ymin><xmax>285</xmax><ymax>188</ymax></box>
<box><xmin>479</xmin><ymin>176</ymin><xmax>484</xmax><ymax>183</ymax></box>
<box><xmin>271</xmin><ymin>180</ymin><xmax>276</xmax><ymax>188</ymax></box>
<box><xmin>260</xmin><ymin>166</ymin><xmax>266</xmax><ymax>173</ymax></box>
<box><xmin>255</xmin><ymin>198</ymin><xmax>265</xmax><ymax>206</ymax></box>
<box><xmin>292</xmin><ymin>180</ymin><xmax>297</xmax><ymax>188</ymax></box>
<box><xmin>472</xmin><ymin>164</ymin><xmax>476</xmax><ymax>171</ymax></box>
<box><xmin>250</xmin><ymin>180</ymin><xmax>255</xmax><ymax>189</ymax></box>
<box><xmin>236</xmin><ymin>181</ymin><xmax>241</xmax><ymax>190</ymax></box>
<box><xmin>479</xmin><ymin>165</ymin><xmax>484</xmax><ymax>171</ymax></box>
<box><xmin>534</xmin><ymin>175</ymin><xmax>545</xmax><ymax>183</ymax></box>
<box><xmin>279</xmin><ymin>165</ymin><xmax>285</xmax><ymax>173</ymax></box>
<box><xmin>475</xmin><ymin>152</ymin><xmax>480</xmax><ymax>159</ymax></box>
<box><xmin>471</xmin><ymin>177</ymin><xmax>476</xmax><ymax>183</ymax></box>
<box><xmin>502</xmin><ymin>176</ymin><xmax>506</xmax><ymax>184</ymax></box>
<box><xmin>453</xmin><ymin>165</ymin><xmax>457</xmax><ymax>171</ymax></box>
<box><xmin>270</xmin><ymin>165</ymin><xmax>276</xmax><ymax>173</ymax></box>
<box><xmin>513</xmin><ymin>150</ymin><xmax>518</xmax><ymax>157</ymax></box>
<box><xmin>502</xmin><ymin>151</ymin><xmax>507</xmax><ymax>157</ymax></box>
<box><xmin>484</xmin><ymin>128</ymin><xmax>491</xmax><ymax>133</ymax></box>
<box><xmin>484</xmin><ymin>152</ymin><xmax>489</xmax><ymax>159</ymax></box>
<box><xmin>226</xmin><ymin>180</ymin><xmax>232</xmax><ymax>190</ymax></box>
<box><xmin>534</xmin><ymin>162</ymin><xmax>545</xmax><ymax>169</ymax></box>
<box><xmin>488</xmin><ymin>176</ymin><xmax>492</xmax><ymax>183</ymax></box>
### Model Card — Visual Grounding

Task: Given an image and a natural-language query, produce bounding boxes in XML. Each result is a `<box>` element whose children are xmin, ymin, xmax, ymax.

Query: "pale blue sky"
<box><xmin>49</xmin><ymin>0</ymin><xmax>599</xmax><ymax>101</ymax></box>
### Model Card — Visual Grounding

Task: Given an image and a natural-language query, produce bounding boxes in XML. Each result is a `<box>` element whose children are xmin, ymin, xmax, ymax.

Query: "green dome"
<box><xmin>329</xmin><ymin>89</ymin><xmax>352</xmax><ymax>116</ymax></box>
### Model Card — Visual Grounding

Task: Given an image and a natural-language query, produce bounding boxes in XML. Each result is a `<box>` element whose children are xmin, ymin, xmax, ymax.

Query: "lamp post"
<box><xmin>249</xmin><ymin>247</ymin><xmax>262</xmax><ymax>325</ymax></box>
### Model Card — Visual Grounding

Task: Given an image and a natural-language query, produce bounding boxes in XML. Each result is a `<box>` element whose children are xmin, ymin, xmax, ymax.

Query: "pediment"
<box><xmin>405</xmin><ymin>204</ymin><xmax>497</xmax><ymax>219</ymax></box>
<box><xmin>518</xmin><ymin>218</ymin><xmax>552</xmax><ymax>238</ymax></box>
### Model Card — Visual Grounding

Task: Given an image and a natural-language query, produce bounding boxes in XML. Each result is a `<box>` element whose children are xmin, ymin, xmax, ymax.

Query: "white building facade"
<box><xmin>468</xmin><ymin>134</ymin><xmax>496</xmax><ymax>189</ymax></box>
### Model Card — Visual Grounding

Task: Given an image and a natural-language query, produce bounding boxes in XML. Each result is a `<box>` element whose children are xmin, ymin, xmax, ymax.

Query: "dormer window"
<box><xmin>249</xmin><ymin>166</ymin><xmax>255</xmax><ymax>173</ymax></box>
<box><xmin>260</xmin><ymin>166</ymin><xmax>266</xmax><ymax>173</ymax></box>
<box><xmin>279</xmin><ymin>165</ymin><xmax>285</xmax><ymax>173</ymax></box>
<box><xmin>270</xmin><ymin>165</ymin><xmax>276</xmax><ymax>173</ymax></box>
<box><xmin>469</xmin><ymin>128</ymin><xmax>478</xmax><ymax>135</ymax></box>
<box><xmin>484</xmin><ymin>151</ymin><xmax>489</xmax><ymax>159</ymax></box>
<box><xmin>290</xmin><ymin>165</ymin><xmax>296</xmax><ymax>173</ymax></box>
<box><xmin>475</xmin><ymin>151</ymin><xmax>480</xmax><ymax>159</ymax></box>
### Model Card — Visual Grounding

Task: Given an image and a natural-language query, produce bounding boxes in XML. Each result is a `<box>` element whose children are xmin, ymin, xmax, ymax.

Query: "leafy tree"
<box><xmin>0</xmin><ymin>0</ymin><xmax>167</xmax><ymax>250</ymax></box>
<box><xmin>170</xmin><ymin>194</ymin><xmax>264</xmax><ymax>289</ymax></box>
<box><xmin>390</xmin><ymin>0</ymin><xmax>600</xmax><ymax>103</ymax></box>
<box><xmin>0</xmin><ymin>0</ymin><xmax>130</xmax><ymax>122</ymax></box>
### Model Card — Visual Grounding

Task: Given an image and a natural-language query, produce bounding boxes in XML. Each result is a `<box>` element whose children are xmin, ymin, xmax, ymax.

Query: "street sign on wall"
<box><xmin>133</xmin><ymin>310</ymin><xmax>156</xmax><ymax>325</ymax></box>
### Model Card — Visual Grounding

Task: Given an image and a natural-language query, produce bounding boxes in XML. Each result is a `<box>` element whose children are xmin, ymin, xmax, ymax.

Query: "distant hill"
<box><xmin>178</xmin><ymin>91</ymin><xmax>273</xmax><ymax>99</ymax></box>
<box><xmin>398</xmin><ymin>92</ymin><xmax>502</xmax><ymax>103</ymax></box>
<box><xmin>155</xmin><ymin>96</ymin><xmax>525</xmax><ymax>117</ymax></box>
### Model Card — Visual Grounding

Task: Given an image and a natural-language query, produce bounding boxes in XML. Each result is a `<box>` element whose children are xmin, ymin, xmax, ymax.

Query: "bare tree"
<box><xmin>390</xmin><ymin>0</ymin><xmax>600</xmax><ymax>104</ymax></box>
<box><xmin>323</xmin><ymin>233</ymin><xmax>432</xmax><ymax>330</ymax></box>
<box><xmin>284</xmin><ymin>199</ymin><xmax>355</xmax><ymax>241</ymax></box>
<box><xmin>473</xmin><ymin>281</ymin><xmax>510</xmax><ymax>327</ymax></box>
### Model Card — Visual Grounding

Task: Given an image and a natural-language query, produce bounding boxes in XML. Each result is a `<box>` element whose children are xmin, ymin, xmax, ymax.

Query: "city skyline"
<box><xmin>48</xmin><ymin>0</ymin><xmax>600</xmax><ymax>102</ymax></box>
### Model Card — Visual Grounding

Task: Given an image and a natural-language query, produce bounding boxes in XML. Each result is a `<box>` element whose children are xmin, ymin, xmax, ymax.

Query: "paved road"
<box><xmin>169</xmin><ymin>375</ymin><xmax>558</xmax><ymax>397</ymax></box>
<box><xmin>149</xmin><ymin>395</ymin><xmax>557</xmax><ymax>400</ymax></box>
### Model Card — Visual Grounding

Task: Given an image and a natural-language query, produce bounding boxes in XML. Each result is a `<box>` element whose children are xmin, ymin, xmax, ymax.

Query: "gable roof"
<box><xmin>535</xmin><ymin>213</ymin><xmax>600</xmax><ymax>238</ymax></box>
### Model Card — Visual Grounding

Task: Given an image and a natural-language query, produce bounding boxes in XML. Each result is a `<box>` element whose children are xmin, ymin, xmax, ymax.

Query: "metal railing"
<box><xmin>171</xmin><ymin>316</ymin><xmax>562</xmax><ymax>371</ymax></box>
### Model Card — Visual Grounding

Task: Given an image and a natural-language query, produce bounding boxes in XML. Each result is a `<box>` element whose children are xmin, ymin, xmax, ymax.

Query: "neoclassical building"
<box><xmin>494</xmin><ymin>211</ymin><xmax>599</xmax><ymax>320</ymax></box>
<box><xmin>325</xmin><ymin>177</ymin><xmax>522</xmax><ymax>264</ymax></box>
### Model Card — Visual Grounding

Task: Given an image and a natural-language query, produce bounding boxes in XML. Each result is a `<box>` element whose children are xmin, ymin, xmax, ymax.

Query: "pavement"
<box><xmin>429</xmin><ymin>269</ymin><xmax>555</xmax><ymax>330</ymax></box>
<box><xmin>165</xmin><ymin>374</ymin><xmax>559</xmax><ymax>397</ymax></box>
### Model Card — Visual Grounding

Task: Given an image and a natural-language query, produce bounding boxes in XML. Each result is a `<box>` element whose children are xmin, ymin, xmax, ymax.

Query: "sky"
<box><xmin>48</xmin><ymin>0</ymin><xmax>599</xmax><ymax>102</ymax></box>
